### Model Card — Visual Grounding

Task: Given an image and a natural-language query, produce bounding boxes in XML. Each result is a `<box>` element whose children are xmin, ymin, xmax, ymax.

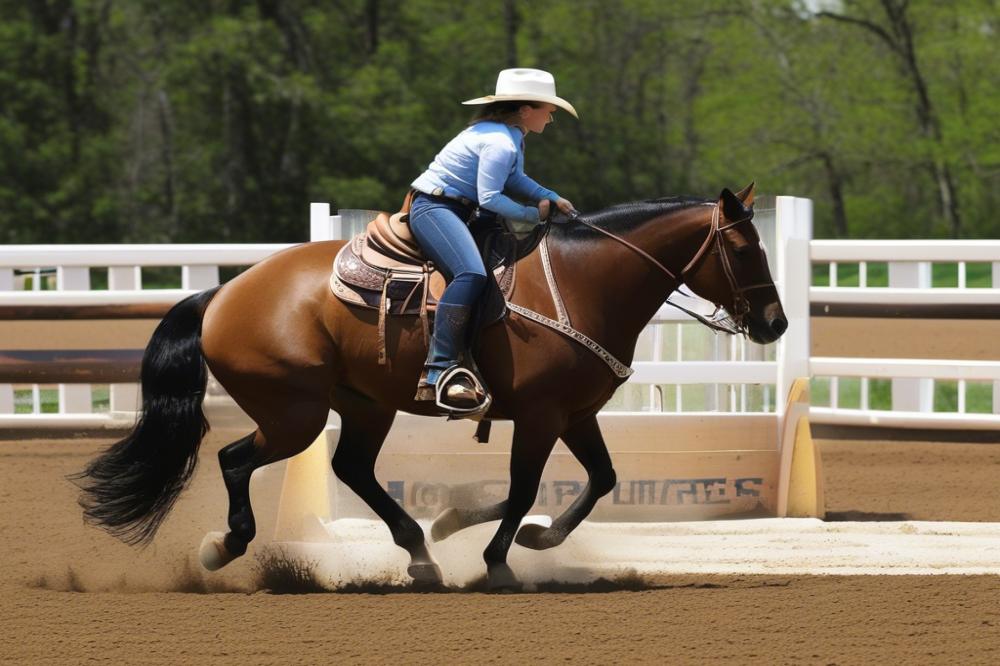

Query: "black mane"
<box><xmin>548</xmin><ymin>196</ymin><xmax>711</xmax><ymax>241</ymax></box>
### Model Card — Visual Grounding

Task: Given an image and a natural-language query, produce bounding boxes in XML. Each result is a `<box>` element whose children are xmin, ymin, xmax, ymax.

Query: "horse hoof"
<box><xmin>431</xmin><ymin>508</ymin><xmax>463</xmax><ymax>542</ymax></box>
<box><xmin>514</xmin><ymin>523</ymin><xmax>556</xmax><ymax>551</ymax></box>
<box><xmin>198</xmin><ymin>531</ymin><xmax>238</xmax><ymax>572</ymax></box>
<box><xmin>486</xmin><ymin>564</ymin><xmax>522</xmax><ymax>593</ymax></box>
<box><xmin>407</xmin><ymin>562</ymin><xmax>444</xmax><ymax>586</ymax></box>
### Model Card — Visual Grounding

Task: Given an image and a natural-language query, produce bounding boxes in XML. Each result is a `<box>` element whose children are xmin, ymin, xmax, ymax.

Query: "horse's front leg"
<box><xmin>482</xmin><ymin>421</ymin><xmax>559</xmax><ymax>591</ymax></box>
<box><xmin>515</xmin><ymin>414</ymin><xmax>616</xmax><ymax>551</ymax></box>
<box><xmin>331</xmin><ymin>389</ymin><xmax>442</xmax><ymax>585</ymax></box>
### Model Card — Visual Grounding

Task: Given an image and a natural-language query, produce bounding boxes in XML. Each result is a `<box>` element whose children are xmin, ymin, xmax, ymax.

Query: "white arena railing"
<box><xmin>0</xmin><ymin>244</ymin><xmax>291</xmax><ymax>428</ymax></box>
<box><xmin>809</xmin><ymin>240</ymin><xmax>1000</xmax><ymax>430</ymax></box>
<box><xmin>4</xmin><ymin>196</ymin><xmax>998</xmax><ymax>433</ymax></box>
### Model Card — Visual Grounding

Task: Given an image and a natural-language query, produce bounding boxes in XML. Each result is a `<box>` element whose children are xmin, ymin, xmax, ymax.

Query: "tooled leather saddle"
<box><xmin>330</xmin><ymin>191</ymin><xmax>547</xmax><ymax>367</ymax></box>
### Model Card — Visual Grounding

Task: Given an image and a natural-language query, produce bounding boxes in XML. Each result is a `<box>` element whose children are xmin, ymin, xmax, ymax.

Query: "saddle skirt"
<box><xmin>331</xmin><ymin>233</ymin><xmax>515</xmax><ymax>315</ymax></box>
<box><xmin>330</xmin><ymin>226</ymin><xmax>516</xmax><ymax>367</ymax></box>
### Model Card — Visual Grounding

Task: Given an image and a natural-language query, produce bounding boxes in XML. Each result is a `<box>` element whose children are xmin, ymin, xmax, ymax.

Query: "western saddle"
<box><xmin>330</xmin><ymin>192</ymin><xmax>516</xmax><ymax>367</ymax></box>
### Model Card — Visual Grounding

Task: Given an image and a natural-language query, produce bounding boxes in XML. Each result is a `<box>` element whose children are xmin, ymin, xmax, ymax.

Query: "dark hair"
<box><xmin>469</xmin><ymin>100</ymin><xmax>540</xmax><ymax>125</ymax></box>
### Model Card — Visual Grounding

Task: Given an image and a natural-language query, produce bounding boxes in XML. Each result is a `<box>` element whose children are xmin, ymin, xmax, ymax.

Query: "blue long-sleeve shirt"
<box><xmin>411</xmin><ymin>121</ymin><xmax>560</xmax><ymax>223</ymax></box>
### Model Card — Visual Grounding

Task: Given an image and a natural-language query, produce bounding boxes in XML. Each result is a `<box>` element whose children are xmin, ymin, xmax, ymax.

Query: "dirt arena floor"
<box><xmin>0</xmin><ymin>432</ymin><xmax>997</xmax><ymax>665</ymax></box>
<box><xmin>1</xmin><ymin>317</ymin><xmax>997</xmax><ymax>664</ymax></box>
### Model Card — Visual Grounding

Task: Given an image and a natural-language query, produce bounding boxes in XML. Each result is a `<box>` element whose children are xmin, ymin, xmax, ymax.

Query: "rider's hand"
<box><xmin>538</xmin><ymin>199</ymin><xmax>552</xmax><ymax>221</ymax></box>
<box><xmin>555</xmin><ymin>198</ymin><xmax>576</xmax><ymax>215</ymax></box>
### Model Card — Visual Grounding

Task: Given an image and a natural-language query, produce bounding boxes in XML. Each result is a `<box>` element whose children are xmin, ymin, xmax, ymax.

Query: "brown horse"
<box><xmin>75</xmin><ymin>183</ymin><xmax>785</xmax><ymax>590</ymax></box>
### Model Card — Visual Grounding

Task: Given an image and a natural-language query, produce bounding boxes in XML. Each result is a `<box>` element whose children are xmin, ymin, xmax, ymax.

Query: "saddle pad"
<box><xmin>330</xmin><ymin>234</ymin><xmax>515</xmax><ymax>315</ymax></box>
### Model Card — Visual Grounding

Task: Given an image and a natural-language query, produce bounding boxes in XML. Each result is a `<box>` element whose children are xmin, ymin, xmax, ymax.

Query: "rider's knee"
<box><xmin>454</xmin><ymin>269</ymin><xmax>488</xmax><ymax>293</ymax></box>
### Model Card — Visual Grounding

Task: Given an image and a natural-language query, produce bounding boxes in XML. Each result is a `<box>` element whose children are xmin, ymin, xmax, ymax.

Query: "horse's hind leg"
<box><xmin>199</xmin><ymin>431</ymin><xmax>263</xmax><ymax>571</ymax></box>
<box><xmin>199</xmin><ymin>395</ymin><xmax>330</xmax><ymax>571</ymax></box>
<box><xmin>331</xmin><ymin>389</ymin><xmax>442</xmax><ymax>584</ymax></box>
<box><xmin>431</xmin><ymin>501</ymin><xmax>506</xmax><ymax>542</ymax></box>
<box><xmin>515</xmin><ymin>414</ymin><xmax>616</xmax><ymax>551</ymax></box>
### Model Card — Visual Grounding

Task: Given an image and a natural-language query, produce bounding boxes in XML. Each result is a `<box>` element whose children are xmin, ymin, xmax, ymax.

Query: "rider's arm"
<box><xmin>505</xmin><ymin>150</ymin><xmax>560</xmax><ymax>205</ymax></box>
<box><xmin>477</xmin><ymin>142</ymin><xmax>543</xmax><ymax>223</ymax></box>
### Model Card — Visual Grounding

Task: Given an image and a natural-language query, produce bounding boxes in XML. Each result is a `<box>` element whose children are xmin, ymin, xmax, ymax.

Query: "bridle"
<box><xmin>505</xmin><ymin>201</ymin><xmax>773</xmax><ymax>381</ymax></box>
<box><xmin>568</xmin><ymin>203</ymin><xmax>773</xmax><ymax>335</ymax></box>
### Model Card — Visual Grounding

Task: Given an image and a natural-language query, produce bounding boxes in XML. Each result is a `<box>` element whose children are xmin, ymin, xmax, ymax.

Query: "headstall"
<box><xmin>504</xmin><ymin>202</ymin><xmax>771</xmax><ymax>380</ymax></box>
<box><xmin>574</xmin><ymin>203</ymin><xmax>772</xmax><ymax>336</ymax></box>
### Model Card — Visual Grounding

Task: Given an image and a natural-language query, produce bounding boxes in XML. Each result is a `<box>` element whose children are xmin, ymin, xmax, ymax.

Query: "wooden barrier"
<box><xmin>270</xmin><ymin>379</ymin><xmax>822</xmax><ymax>540</ymax></box>
<box><xmin>0</xmin><ymin>303</ymin><xmax>173</xmax><ymax>320</ymax></box>
<box><xmin>0</xmin><ymin>350</ymin><xmax>143</xmax><ymax>383</ymax></box>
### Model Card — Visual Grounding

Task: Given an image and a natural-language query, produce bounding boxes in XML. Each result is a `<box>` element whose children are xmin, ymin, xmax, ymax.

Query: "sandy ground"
<box><xmin>1</xmin><ymin>433</ymin><xmax>998</xmax><ymax>665</ymax></box>
<box><xmin>1</xmin><ymin>315</ymin><xmax>997</xmax><ymax>663</ymax></box>
<box><xmin>811</xmin><ymin>317</ymin><xmax>1000</xmax><ymax>360</ymax></box>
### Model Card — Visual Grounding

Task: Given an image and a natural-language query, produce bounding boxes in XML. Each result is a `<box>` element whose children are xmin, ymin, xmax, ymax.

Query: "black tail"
<box><xmin>72</xmin><ymin>286</ymin><xmax>222</xmax><ymax>546</ymax></box>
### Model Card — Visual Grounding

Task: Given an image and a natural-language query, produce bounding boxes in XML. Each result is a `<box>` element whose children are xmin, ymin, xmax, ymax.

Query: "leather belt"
<box><xmin>417</xmin><ymin>187</ymin><xmax>476</xmax><ymax>209</ymax></box>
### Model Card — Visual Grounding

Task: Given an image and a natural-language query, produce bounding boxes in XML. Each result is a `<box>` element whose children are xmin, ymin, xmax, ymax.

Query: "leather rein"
<box><xmin>503</xmin><ymin>202</ymin><xmax>773</xmax><ymax>382</ymax></box>
<box><xmin>569</xmin><ymin>203</ymin><xmax>772</xmax><ymax>335</ymax></box>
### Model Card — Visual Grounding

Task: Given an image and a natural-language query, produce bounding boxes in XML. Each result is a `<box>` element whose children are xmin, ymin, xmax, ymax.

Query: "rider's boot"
<box><xmin>414</xmin><ymin>303</ymin><xmax>488</xmax><ymax>411</ymax></box>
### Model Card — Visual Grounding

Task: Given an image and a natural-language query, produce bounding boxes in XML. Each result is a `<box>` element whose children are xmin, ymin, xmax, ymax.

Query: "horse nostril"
<box><xmin>769</xmin><ymin>317</ymin><xmax>787</xmax><ymax>336</ymax></box>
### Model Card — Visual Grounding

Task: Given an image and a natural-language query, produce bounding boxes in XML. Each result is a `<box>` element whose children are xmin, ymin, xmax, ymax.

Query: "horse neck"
<box><xmin>549</xmin><ymin>205</ymin><xmax>711</xmax><ymax>362</ymax></box>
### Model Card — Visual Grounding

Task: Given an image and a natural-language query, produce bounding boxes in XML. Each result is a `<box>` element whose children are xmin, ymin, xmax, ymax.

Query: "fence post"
<box><xmin>57</xmin><ymin>266</ymin><xmax>92</xmax><ymax>414</ymax></box>
<box><xmin>310</xmin><ymin>202</ymin><xmax>343</xmax><ymax>242</ymax></box>
<box><xmin>995</xmin><ymin>262</ymin><xmax>1000</xmax><ymax>415</ymax></box>
<box><xmin>775</xmin><ymin>196</ymin><xmax>812</xmax><ymax>417</ymax></box>
<box><xmin>888</xmin><ymin>262</ymin><xmax>933</xmax><ymax>412</ymax></box>
<box><xmin>109</xmin><ymin>266</ymin><xmax>142</xmax><ymax>416</ymax></box>
<box><xmin>0</xmin><ymin>268</ymin><xmax>13</xmax><ymax>413</ymax></box>
<box><xmin>182</xmin><ymin>265</ymin><xmax>220</xmax><ymax>290</ymax></box>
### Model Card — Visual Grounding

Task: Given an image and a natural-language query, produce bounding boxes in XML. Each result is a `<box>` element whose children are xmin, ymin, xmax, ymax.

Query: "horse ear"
<box><xmin>718</xmin><ymin>188</ymin><xmax>749</xmax><ymax>221</ymax></box>
<box><xmin>735</xmin><ymin>181</ymin><xmax>755</xmax><ymax>206</ymax></box>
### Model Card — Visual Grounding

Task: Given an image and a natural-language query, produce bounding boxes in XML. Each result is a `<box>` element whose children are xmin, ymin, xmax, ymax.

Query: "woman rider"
<box><xmin>409</xmin><ymin>68</ymin><xmax>577</xmax><ymax>411</ymax></box>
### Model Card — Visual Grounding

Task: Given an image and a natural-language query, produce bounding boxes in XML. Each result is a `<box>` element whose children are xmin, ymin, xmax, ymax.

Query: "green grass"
<box><xmin>810</xmin><ymin>377</ymin><xmax>994</xmax><ymax>413</ymax></box>
<box><xmin>809</xmin><ymin>260</ymin><xmax>994</xmax><ymax>414</ymax></box>
<box><xmin>90</xmin><ymin>265</ymin><xmax>247</xmax><ymax>288</ymax></box>
<box><xmin>17</xmin><ymin>267</ymin><xmax>209</xmax><ymax>290</ymax></box>
<box><xmin>14</xmin><ymin>386</ymin><xmax>110</xmax><ymax>414</ymax></box>
<box><xmin>812</xmin><ymin>262</ymin><xmax>993</xmax><ymax>287</ymax></box>
<box><xmin>605</xmin><ymin>382</ymin><xmax>777</xmax><ymax>412</ymax></box>
<box><xmin>17</xmin><ymin>274</ymin><xmax>56</xmax><ymax>290</ymax></box>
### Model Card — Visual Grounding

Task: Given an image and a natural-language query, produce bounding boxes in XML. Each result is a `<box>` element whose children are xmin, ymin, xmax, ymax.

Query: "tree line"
<box><xmin>1</xmin><ymin>0</ymin><xmax>997</xmax><ymax>244</ymax></box>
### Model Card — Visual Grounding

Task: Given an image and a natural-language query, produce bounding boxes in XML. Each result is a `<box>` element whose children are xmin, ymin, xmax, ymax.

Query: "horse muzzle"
<box><xmin>746</xmin><ymin>302</ymin><xmax>787</xmax><ymax>345</ymax></box>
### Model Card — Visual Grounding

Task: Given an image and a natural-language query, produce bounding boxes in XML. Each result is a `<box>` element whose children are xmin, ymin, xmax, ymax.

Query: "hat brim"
<box><xmin>462</xmin><ymin>94</ymin><xmax>578</xmax><ymax>119</ymax></box>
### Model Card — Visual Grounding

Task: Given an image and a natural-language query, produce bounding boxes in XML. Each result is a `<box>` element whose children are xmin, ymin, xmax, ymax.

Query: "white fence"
<box><xmin>809</xmin><ymin>241</ymin><xmax>1000</xmax><ymax>429</ymax></box>
<box><xmin>1</xmin><ymin>197</ymin><xmax>997</xmax><ymax>432</ymax></box>
<box><xmin>0</xmin><ymin>244</ymin><xmax>290</xmax><ymax>427</ymax></box>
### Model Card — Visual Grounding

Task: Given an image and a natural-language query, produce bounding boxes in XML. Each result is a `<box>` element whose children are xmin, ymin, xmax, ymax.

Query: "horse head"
<box><xmin>680</xmin><ymin>183</ymin><xmax>787</xmax><ymax>344</ymax></box>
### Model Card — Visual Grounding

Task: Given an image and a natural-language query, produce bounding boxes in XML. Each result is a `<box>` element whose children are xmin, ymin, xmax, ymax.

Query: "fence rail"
<box><xmin>0</xmin><ymin>244</ymin><xmax>292</xmax><ymax>267</ymax></box>
<box><xmin>810</xmin><ymin>239</ymin><xmax>1000</xmax><ymax>263</ymax></box>
<box><xmin>810</xmin><ymin>357</ymin><xmax>1000</xmax><ymax>382</ymax></box>
<box><xmin>809</xmin><ymin>238</ymin><xmax>1000</xmax><ymax>429</ymax></box>
<box><xmin>3</xmin><ymin>197</ymin><xmax>998</xmax><ymax>432</ymax></box>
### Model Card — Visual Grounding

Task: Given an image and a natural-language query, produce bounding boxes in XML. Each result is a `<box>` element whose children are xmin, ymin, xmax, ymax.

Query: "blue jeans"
<box><xmin>409</xmin><ymin>194</ymin><xmax>488</xmax><ymax>308</ymax></box>
<box><xmin>409</xmin><ymin>193</ymin><xmax>489</xmax><ymax>383</ymax></box>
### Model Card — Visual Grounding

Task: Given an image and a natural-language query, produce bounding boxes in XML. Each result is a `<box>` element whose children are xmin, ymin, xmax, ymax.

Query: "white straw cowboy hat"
<box><xmin>462</xmin><ymin>68</ymin><xmax>578</xmax><ymax>119</ymax></box>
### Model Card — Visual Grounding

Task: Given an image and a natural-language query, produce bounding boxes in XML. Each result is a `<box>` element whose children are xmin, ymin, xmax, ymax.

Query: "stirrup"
<box><xmin>436</xmin><ymin>366</ymin><xmax>491</xmax><ymax>415</ymax></box>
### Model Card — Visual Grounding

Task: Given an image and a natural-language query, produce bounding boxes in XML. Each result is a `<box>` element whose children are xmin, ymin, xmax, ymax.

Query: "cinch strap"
<box><xmin>506</xmin><ymin>301</ymin><xmax>633</xmax><ymax>379</ymax></box>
